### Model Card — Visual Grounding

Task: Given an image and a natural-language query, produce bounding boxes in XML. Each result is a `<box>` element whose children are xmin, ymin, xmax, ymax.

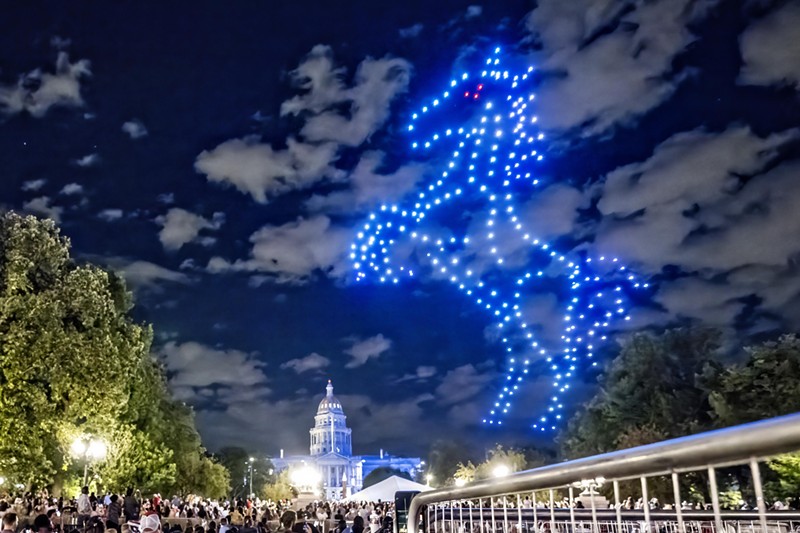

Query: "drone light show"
<box><xmin>351</xmin><ymin>48</ymin><xmax>650</xmax><ymax>431</ymax></box>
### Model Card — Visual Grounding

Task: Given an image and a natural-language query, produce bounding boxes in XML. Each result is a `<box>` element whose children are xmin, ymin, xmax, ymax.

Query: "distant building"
<box><xmin>272</xmin><ymin>380</ymin><xmax>423</xmax><ymax>500</ymax></box>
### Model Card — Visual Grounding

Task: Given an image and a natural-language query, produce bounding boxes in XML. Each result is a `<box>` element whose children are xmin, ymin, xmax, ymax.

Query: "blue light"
<box><xmin>348</xmin><ymin>49</ymin><xmax>649</xmax><ymax>430</ymax></box>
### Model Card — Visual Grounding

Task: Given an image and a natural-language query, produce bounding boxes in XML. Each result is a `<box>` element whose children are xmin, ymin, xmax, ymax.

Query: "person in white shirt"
<box><xmin>77</xmin><ymin>487</ymin><xmax>92</xmax><ymax>528</ymax></box>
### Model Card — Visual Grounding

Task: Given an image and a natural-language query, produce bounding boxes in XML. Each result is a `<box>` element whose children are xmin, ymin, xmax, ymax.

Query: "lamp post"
<box><xmin>492</xmin><ymin>464</ymin><xmax>510</xmax><ymax>478</ymax></box>
<box><xmin>71</xmin><ymin>436</ymin><xmax>107</xmax><ymax>487</ymax></box>
<box><xmin>248</xmin><ymin>457</ymin><xmax>255</xmax><ymax>497</ymax></box>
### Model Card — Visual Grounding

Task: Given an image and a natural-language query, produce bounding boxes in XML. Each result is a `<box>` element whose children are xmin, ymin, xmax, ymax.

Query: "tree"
<box><xmin>709</xmin><ymin>335</ymin><xmax>800</xmax><ymax>503</ymax></box>
<box><xmin>453</xmin><ymin>462</ymin><xmax>477</xmax><ymax>484</ymax></box>
<box><xmin>261</xmin><ymin>470</ymin><xmax>296</xmax><ymax>502</ymax></box>
<box><xmin>710</xmin><ymin>334</ymin><xmax>800</xmax><ymax>426</ymax></box>
<box><xmin>363</xmin><ymin>467</ymin><xmax>411</xmax><ymax>489</ymax></box>
<box><xmin>0</xmin><ymin>213</ymin><xmax>152</xmax><ymax>487</ymax></box>
<box><xmin>561</xmin><ymin>328</ymin><xmax>722</xmax><ymax>459</ymax></box>
<box><xmin>0</xmin><ymin>213</ymin><xmax>227</xmax><ymax>496</ymax></box>
<box><xmin>474</xmin><ymin>445</ymin><xmax>527</xmax><ymax>480</ymax></box>
<box><xmin>217</xmin><ymin>447</ymin><xmax>273</xmax><ymax>498</ymax></box>
<box><xmin>426</xmin><ymin>439</ymin><xmax>474</xmax><ymax>487</ymax></box>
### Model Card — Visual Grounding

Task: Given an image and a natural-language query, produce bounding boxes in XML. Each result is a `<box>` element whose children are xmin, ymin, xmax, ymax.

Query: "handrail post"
<box><xmin>750</xmin><ymin>459</ymin><xmax>768</xmax><ymax>533</ymax></box>
<box><xmin>672</xmin><ymin>472</ymin><xmax>685</xmax><ymax>533</ymax></box>
<box><xmin>614</xmin><ymin>480</ymin><xmax>622</xmax><ymax>533</ymax></box>
<box><xmin>641</xmin><ymin>477</ymin><xmax>650</xmax><ymax>533</ymax></box>
<box><xmin>708</xmin><ymin>467</ymin><xmax>723</xmax><ymax>533</ymax></box>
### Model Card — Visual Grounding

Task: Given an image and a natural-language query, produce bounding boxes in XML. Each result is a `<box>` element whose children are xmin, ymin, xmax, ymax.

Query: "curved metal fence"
<box><xmin>408</xmin><ymin>413</ymin><xmax>800</xmax><ymax>533</ymax></box>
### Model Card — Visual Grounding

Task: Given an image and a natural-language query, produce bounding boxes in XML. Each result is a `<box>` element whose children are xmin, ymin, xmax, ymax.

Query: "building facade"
<box><xmin>272</xmin><ymin>380</ymin><xmax>423</xmax><ymax>500</ymax></box>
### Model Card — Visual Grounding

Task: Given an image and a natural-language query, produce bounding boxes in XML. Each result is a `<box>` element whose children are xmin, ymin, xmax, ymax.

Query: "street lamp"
<box><xmin>492</xmin><ymin>465</ymin><xmax>510</xmax><ymax>478</ymax></box>
<box><xmin>290</xmin><ymin>465</ymin><xmax>321</xmax><ymax>493</ymax></box>
<box><xmin>248</xmin><ymin>457</ymin><xmax>255</xmax><ymax>497</ymax></box>
<box><xmin>71</xmin><ymin>436</ymin><xmax>107</xmax><ymax>487</ymax></box>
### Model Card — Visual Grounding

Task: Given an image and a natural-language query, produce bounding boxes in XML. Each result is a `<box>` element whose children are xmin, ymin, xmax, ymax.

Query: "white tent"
<box><xmin>344</xmin><ymin>475</ymin><xmax>432</xmax><ymax>502</ymax></box>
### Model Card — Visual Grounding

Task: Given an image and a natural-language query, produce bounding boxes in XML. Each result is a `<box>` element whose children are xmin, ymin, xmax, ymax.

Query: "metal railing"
<box><xmin>408</xmin><ymin>413</ymin><xmax>800</xmax><ymax>533</ymax></box>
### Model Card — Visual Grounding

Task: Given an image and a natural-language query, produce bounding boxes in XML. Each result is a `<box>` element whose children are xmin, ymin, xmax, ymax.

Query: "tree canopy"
<box><xmin>0</xmin><ymin>213</ymin><xmax>228</xmax><ymax>496</ymax></box>
<box><xmin>560</xmin><ymin>327</ymin><xmax>722</xmax><ymax>458</ymax></box>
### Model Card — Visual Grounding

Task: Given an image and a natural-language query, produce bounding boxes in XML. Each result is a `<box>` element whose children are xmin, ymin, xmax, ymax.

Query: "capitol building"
<box><xmin>272</xmin><ymin>380</ymin><xmax>423</xmax><ymax>500</ymax></box>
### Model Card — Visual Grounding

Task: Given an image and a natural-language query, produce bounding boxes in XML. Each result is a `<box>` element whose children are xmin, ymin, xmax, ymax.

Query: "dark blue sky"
<box><xmin>2</xmin><ymin>0</ymin><xmax>799</xmax><ymax>458</ymax></box>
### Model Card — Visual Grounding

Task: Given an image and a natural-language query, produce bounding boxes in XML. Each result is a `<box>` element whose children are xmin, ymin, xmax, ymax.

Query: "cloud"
<box><xmin>281</xmin><ymin>45</ymin><xmax>411</xmax><ymax>147</ymax></box>
<box><xmin>0</xmin><ymin>52</ymin><xmax>91</xmax><ymax>117</ymax></box>
<box><xmin>521</xmin><ymin>184</ymin><xmax>586</xmax><ymax>241</ymax></box>
<box><xmin>195</xmin><ymin>136</ymin><xmax>341</xmax><ymax>203</ymax></box>
<box><xmin>60</xmin><ymin>183</ymin><xmax>84</xmax><ymax>195</ymax></box>
<box><xmin>207</xmin><ymin>215</ymin><xmax>352</xmax><ymax>284</ymax></box>
<box><xmin>112</xmin><ymin>259</ymin><xmax>191</xmax><ymax>291</ymax></box>
<box><xmin>306</xmin><ymin>151</ymin><xmax>426</xmax><ymax>213</ymax></box>
<box><xmin>281</xmin><ymin>352</ymin><xmax>331</xmax><ymax>374</ymax></box>
<box><xmin>21</xmin><ymin>179</ymin><xmax>47</xmax><ymax>192</ymax></box>
<box><xmin>465</xmin><ymin>5</ymin><xmax>483</xmax><ymax>18</ymax></box>
<box><xmin>399</xmin><ymin>24</ymin><xmax>424</xmax><ymax>38</ymax></box>
<box><xmin>526</xmin><ymin>0</ymin><xmax>717</xmax><ymax>134</ymax></box>
<box><xmin>122</xmin><ymin>119</ymin><xmax>148</xmax><ymax>139</ymax></box>
<box><xmin>593</xmin><ymin>126</ymin><xmax>800</xmax><ymax>273</ymax></box>
<box><xmin>74</xmin><ymin>153</ymin><xmax>100</xmax><ymax>167</ymax></box>
<box><xmin>23</xmin><ymin>197</ymin><xmax>62</xmax><ymax>223</ymax></box>
<box><xmin>98</xmin><ymin>209</ymin><xmax>124</xmax><ymax>221</ymax></box>
<box><xmin>739</xmin><ymin>1</ymin><xmax>800</xmax><ymax>88</ymax></box>
<box><xmin>156</xmin><ymin>208</ymin><xmax>225</xmax><ymax>251</ymax></box>
<box><xmin>161</xmin><ymin>341</ymin><xmax>269</xmax><ymax>405</ymax></box>
<box><xmin>588</xmin><ymin>125</ymin><xmax>800</xmax><ymax>332</ymax></box>
<box><xmin>195</xmin><ymin>389</ymin><xmax>437</xmax><ymax>455</ymax></box>
<box><xmin>435</xmin><ymin>364</ymin><xmax>495</xmax><ymax>405</ymax></box>
<box><xmin>344</xmin><ymin>334</ymin><xmax>392</xmax><ymax>368</ymax></box>
<box><xmin>397</xmin><ymin>365</ymin><xmax>437</xmax><ymax>382</ymax></box>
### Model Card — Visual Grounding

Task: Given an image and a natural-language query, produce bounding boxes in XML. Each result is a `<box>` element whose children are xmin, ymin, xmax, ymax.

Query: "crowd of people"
<box><xmin>0</xmin><ymin>489</ymin><xmax>396</xmax><ymax>533</ymax></box>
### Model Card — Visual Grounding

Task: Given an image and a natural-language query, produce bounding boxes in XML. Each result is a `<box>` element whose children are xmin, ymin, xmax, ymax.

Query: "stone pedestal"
<box><xmin>577</xmin><ymin>489</ymin><xmax>609</xmax><ymax>509</ymax></box>
<box><xmin>294</xmin><ymin>491</ymin><xmax>319</xmax><ymax>509</ymax></box>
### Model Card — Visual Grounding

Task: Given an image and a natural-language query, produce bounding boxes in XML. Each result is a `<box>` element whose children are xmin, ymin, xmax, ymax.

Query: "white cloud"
<box><xmin>465</xmin><ymin>5</ymin><xmax>483</xmax><ymax>18</ymax></box>
<box><xmin>0</xmin><ymin>52</ymin><xmax>91</xmax><ymax>118</ymax></box>
<box><xmin>739</xmin><ymin>1</ymin><xmax>800</xmax><ymax>88</ymax></box>
<box><xmin>74</xmin><ymin>153</ymin><xmax>100</xmax><ymax>167</ymax></box>
<box><xmin>156</xmin><ymin>208</ymin><xmax>224</xmax><ymax>251</ymax></box>
<box><xmin>435</xmin><ymin>364</ymin><xmax>495</xmax><ymax>405</ymax></box>
<box><xmin>344</xmin><ymin>334</ymin><xmax>392</xmax><ymax>368</ymax></box>
<box><xmin>594</xmin><ymin>126</ymin><xmax>800</xmax><ymax>273</ymax></box>
<box><xmin>195</xmin><ymin>389</ymin><xmax>438</xmax><ymax>454</ymax></box>
<box><xmin>23</xmin><ymin>197</ymin><xmax>62</xmax><ymax>223</ymax></box>
<box><xmin>399</xmin><ymin>24</ymin><xmax>424</xmax><ymax>38</ymax></box>
<box><xmin>121</xmin><ymin>119</ymin><xmax>148</xmax><ymax>139</ymax></box>
<box><xmin>526</xmin><ymin>0</ymin><xmax>718</xmax><ymax>134</ymax></box>
<box><xmin>207</xmin><ymin>215</ymin><xmax>352</xmax><ymax>284</ymax></box>
<box><xmin>306</xmin><ymin>151</ymin><xmax>426</xmax><ymax>213</ymax></box>
<box><xmin>114</xmin><ymin>259</ymin><xmax>191</xmax><ymax>291</ymax></box>
<box><xmin>397</xmin><ymin>365</ymin><xmax>437</xmax><ymax>382</ymax></box>
<box><xmin>281</xmin><ymin>45</ymin><xmax>411</xmax><ymax>147</ymax></box>
<box><xmin>60</xmin><ymin>183</ymin><xmax>84</xmax><ymax>195</ymax></box>
<box><xmin>98</xmin><ymin>209</ymin><xmax>123</xmax><ymax>221</ymax></box>
<box><xmin>195</xmin><ymin>136</ymin><xmax>341</xmax><ymax>203</ymax></box>
<box><xmin>521</xmin><ymin>184</ymin><xmax>586</xmax><ymax>240</ymax></box>
<box><xmin>281</xmin><ymin>352</ymin><xmax>331</xmax><ymax>374</ymax></box>
<box><xmin>21</xmin><ymin>179</ymin><xmax>47</xmax><ymax>192</ymax></box>
<box><xmin>161</xmin><ymin>341</ymin><xmax>268</xmax><ymax>396</ymax></box>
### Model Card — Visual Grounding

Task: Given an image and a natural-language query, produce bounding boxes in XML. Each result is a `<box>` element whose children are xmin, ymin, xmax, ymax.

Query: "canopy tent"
<box><xmin>344</xmin><ymin>475</ymin><xmax>432</xmax><ymax>502</ymax></box>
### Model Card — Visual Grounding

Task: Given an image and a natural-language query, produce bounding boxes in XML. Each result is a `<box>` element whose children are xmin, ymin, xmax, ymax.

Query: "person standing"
<box><xmin>106</xmin><ymin>495</ymin><xmax>122</xmax><ymax>531</ymax></box>
<box><xmin>77</xmin><ymin>487</ymin><xmax>92</xmax><ymax>528</ymax></box>
<box><xmin>123</xmin><ymin>488</ymin><xmax>140</xmax><ymax>522</ymax></box>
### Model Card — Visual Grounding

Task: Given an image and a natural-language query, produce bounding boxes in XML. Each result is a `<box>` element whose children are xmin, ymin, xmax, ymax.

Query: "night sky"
<box><xmin>2</xmin><ymin>0</ymin><xmax>800</xmax><ymax>458</ymax></box>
